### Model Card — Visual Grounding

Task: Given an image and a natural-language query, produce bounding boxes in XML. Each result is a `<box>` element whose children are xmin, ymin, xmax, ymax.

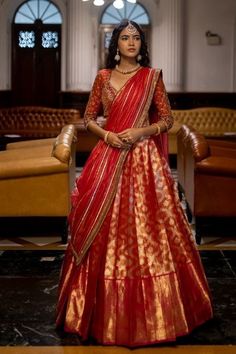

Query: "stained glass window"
<box><xmin>42</xmin><ymin>31</ymin><xmax>58</xmax><ymax>48</ymax></box>
<box><xmin>14</xmin><ymin>0</ymin><xmax>62</xmax><ymax>24</ymax></box>
<box><xmin>101</xmin><ymin>2</ymin><xmax>149</xmax><ymax>25</ymax></box>
<box><xmin>18</xmin><ymin>30</ymin><xmax>35</xmax><ymax>48</ymax></box>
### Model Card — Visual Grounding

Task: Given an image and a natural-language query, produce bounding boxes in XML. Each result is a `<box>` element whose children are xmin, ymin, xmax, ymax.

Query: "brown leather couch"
<box><xmin>176</xmin><ymin>124</ymin><xmax>193</xmax><ymax>198</ymax></box>
<box><xmin>0</xmin><ymin>105</ymin><xmax>102</xmax><ymax>154</ymax></box>
<box><xmin>76</xmin><ymin>107</ymin><xmax>236</xmax><ymax>154</ymax></box>
<box><xmin>177</xmin><ymin>125</ymin><xmax>236</xmax><ymax>244</ymax></box>
<box><xmin>0</xmin><ymin>124</ymin><xmax>77</xmax><ymax>243</ymax></box>
<box><xmin>78</xmin><ymin>107</ymin><xmax>236</xmax><ymax>154</ymax></box>
<box><xmin>170</xmin><ymin>107</ymin><xmax>236</xmax><ymax>154</ymax></box>
<box><xmin>1</xmin><ymin>106</ymin><xmax>236</xmax><ymax>156</ymax></box>
<box><xmin>0</xmin><ymin>106</ymin><xmax>80</xmax><ymax>138</ymax></box>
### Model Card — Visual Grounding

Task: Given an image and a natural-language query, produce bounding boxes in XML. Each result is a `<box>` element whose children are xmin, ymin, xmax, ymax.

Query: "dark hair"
<box><xmin>106</xmin><ymin>20</ymin><xmax>150</xmax><ymax>69</ymax></box>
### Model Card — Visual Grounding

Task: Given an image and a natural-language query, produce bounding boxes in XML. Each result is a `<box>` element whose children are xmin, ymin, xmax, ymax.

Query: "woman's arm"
<box><xmin>85</xmin><ymin>72</ymin><xmax>128</xmax><ymax>148</ymax></box>
<box><xmin>84</xmin><ymin>72</ymin><xmax>104</xmax><ymax>137</ymax></box>
<box><xmin>151</xmin><ymin>70</ymin><xmax>174</xmax><ymax>133</ymax></box>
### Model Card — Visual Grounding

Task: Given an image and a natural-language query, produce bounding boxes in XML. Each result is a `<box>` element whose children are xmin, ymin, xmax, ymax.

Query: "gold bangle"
<box><xmin>104</xmin><ymin>131</ymin><xmax>110</xmax><ymax>144</ymax></box>
<box><xmin>152</xmin><ymin>123</ymin><xmax>161</xmax><ymax>136</ymax></box>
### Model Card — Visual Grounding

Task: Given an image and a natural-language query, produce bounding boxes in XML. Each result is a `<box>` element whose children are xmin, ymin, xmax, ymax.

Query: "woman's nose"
<box><xmin>129</xmin><ymin>38</ymin><xmax>134</xmax><ymax>46</ymax></box>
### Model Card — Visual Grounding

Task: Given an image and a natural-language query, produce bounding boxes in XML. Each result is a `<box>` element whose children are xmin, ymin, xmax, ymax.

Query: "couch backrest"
<box><xmin>172</xmin><ymin>107</ymin><xmax>236</xmax><ymax>136</ymax></box>
<box><xmin>0</xmin><ymin>106</ymin><xmax>81</xmax><ymax>138</ymax></box>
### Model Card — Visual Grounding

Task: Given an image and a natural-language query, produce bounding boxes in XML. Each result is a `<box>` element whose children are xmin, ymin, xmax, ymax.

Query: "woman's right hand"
<box><xmin>106</xmin><ymin>131</ymin><xmax>131</xmax><ymax>149</ymax></box>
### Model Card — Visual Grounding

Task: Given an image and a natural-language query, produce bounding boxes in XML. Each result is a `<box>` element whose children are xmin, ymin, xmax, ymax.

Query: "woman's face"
<box><xmin>117</xmin><ymin>26</ymin><xmax>141</xmax><ymax>60</ymax></box>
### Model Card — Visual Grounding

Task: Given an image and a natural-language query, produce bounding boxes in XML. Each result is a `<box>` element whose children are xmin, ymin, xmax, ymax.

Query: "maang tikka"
<box><xmin>126</xmin><ymin>21</ymin><xmax>138</xmax><ymax>35</ymax></box>
<box><xmin>114</xmin><ymin>48</ymin><xmax>120</xmax><ymax>62</ymax></box>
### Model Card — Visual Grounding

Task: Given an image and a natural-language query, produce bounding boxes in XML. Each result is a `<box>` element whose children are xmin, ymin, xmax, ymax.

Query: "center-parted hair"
<box><xmin>106</xmin><ymin>19</ymin><xmax>150</xmax><ymax>69</ymax></box>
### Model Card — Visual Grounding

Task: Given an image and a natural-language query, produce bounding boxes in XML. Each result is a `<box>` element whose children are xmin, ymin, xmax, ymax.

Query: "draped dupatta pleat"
<box><xmin>69</xmin><ymin>68</ymin><xmax>161</xmax><ymax>266</ymax></box>
<box><xmin>57</xmin><ymin>67</ymin><xmax>213</xmax><ymax>345</ymax></box>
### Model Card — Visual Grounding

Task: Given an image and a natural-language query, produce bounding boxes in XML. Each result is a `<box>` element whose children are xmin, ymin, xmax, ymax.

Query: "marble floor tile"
<box><xmin>0</xmin><ymin>250</ymin><xmax>235</xmax><ymax>346</ymax></box>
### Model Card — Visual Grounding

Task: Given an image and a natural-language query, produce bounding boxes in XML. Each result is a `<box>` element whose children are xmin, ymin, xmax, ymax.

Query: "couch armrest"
<box><xmin>52</xmin><ymin>124</ymin><xmax>76</xmax><ymax>164</ymax></box>
<box><xmin>188</xmin><ymin>132</ymin><xmax>209</xmax><ymax>162</ymax></box>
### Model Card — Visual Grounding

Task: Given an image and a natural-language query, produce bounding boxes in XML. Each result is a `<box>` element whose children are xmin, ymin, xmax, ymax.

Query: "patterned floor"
<box><xmin>0</xmin><ymin>168</ymin><xmax>235</xmax><ymax>251</ymax></box>
<box><xmin>0</xmin><ymin>225</ymin><xmax>235</xmax><ymax>251</ymax></box>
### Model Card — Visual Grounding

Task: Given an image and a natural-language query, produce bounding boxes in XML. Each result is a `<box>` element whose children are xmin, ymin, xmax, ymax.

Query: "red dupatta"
<box><xmin>69</xmin><ymin>67</ymin><xmax>161</xmax><ymax>266</ymax></box>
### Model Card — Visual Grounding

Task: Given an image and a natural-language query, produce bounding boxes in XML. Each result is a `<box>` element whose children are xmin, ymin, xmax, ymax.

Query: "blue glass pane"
<box><xmin>15</xmin><ymin>12</ymin><xmax>34</xmax><ymax>24</ymax></box>
<box><xmin>26</xmin><ymin>0</ymin><xmax>38</xmax><ymax>16</ymax></box>
<box><xmin>42</xmin><ymin>31</ymin><xmax>59</xmax><ymax>48</ymax></box>
<box><xmin>101</xmin><ymin>2</ymin><xmax>150</xmax><ymax>25</ymax></box>
<box><xmin>39</xmin><ymin>0</ymin><xmax>50</xmax><ymax>18</ymax></box>
<box><xmin>41</xmin><ymin>3</ymin><xmax>61</xmax><ymax>22</ymax></box>
<box><xmin>18</xmin><ymin>30</ymin><xmax>35</xmax><ymax>48</ymax></box>
<box><xmin>129</xmin><ymin>5</ymin><xmax>143</xmax><ymax>18</ymax></box>
<box><xmin>125</xmin><ymin>2</ymin><xmax>134</xmax><ymax>18</ymax></box>
<box><xmin>102</xmin><ymin>11</ymin><xmax>122</xmax><ymax>24</ymax></box>
<box><xmin>115</xmin><ymin>6</ymin><xmax>125</xmax><ymax>19</ymax></box>
<box><xmin>14</xmin><ymin>0</ymin><xmax>62</xmax><ymax>24</ymax></box>
<box><xmin>15</xmin><ymin>3</ymin><xmax>36</xmax><ymax>23</ymax></box>
<box><xmin>132</xmin><ymin>13</ymin><xmax>149</xmax><ymax>24</ymax></box>
<box><xmin>43</xmin><ymin>13</ymin><xmax>62</xmax><ymax>24</ymax></box>
<box><xmin>102</xmin><ymin>13</ymin><xmax>121</xmax><ymax>24</ymax></box>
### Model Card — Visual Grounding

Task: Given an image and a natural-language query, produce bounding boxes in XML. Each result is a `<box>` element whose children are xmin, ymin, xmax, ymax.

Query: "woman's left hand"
<box><xmin>118</xmin><ymin>128</ymin><xmax>143</xmax><ymax>145</ymax></box>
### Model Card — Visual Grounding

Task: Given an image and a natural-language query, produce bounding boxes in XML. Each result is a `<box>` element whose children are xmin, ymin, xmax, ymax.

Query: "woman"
<box><xmin>56</xmin><ymin>20</ymin><xmax>213</xmax><ymax>347</ymax></box>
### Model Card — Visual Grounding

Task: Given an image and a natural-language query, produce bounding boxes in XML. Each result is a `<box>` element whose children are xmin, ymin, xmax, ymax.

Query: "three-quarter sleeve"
<box><xmin>84</xmin><ymin>72</ymin><xmax>103</xmax><ymax>128</ymax></box>
<box><xmin>152</xmin><ymin>71</ymin><xmax>174</xmax><ymax>130</ymax></box>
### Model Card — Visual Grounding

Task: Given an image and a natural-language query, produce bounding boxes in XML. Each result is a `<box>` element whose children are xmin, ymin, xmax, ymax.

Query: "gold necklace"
<box><xmin>115</xmin><ymin>64</ymin><xmax>140</xmax><ymax>75</ymax></box>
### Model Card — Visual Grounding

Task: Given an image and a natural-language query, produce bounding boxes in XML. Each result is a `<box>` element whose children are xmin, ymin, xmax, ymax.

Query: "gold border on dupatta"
<box><xmin>72</xmin><ymin>68</ymin><xmax>161</xmax><ymax>267</ymax></box>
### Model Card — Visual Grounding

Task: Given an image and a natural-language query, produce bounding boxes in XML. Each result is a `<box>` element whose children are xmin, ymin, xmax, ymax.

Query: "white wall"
<box><xmin>0</xmin><ymin>0</ymin><xmax>236</xmax><ymax>92</ymax></box>
<box><xmin>185</xmin><ymin>0</ymin><xmax>236</xmax><ymax>91</ymax></box>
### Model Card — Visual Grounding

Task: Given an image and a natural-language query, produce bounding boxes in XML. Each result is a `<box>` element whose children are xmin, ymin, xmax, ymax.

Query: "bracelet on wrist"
<box><xmin>104</xmin><ymin>131</ymin><xmax>110</xmax><ymax>144</ymax></box>
<box><xmin>152</xmin><ymin>123</ymin><xmax>161</xmax><ymax>136</ymax></box>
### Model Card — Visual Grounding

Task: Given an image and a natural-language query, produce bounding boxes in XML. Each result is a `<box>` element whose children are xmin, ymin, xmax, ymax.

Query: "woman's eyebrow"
<box><xmin>120</xmin><ymin>34</ymin><xmax>140</xmax><ymax>38</ymax></box>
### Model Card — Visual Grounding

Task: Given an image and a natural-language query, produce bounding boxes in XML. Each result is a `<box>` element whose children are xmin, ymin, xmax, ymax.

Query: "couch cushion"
<box><xmin>6</xmin><ymin>138</ymin><xmax>55</xmax><ymax>150</ymax></box>
<box><xmin>196</xmin><ymin>156</ymin><xmax>236</xmax><ymax>177</ymax></box>
<box><xmin>0</xmin><ymin>145</ymin><xmax>52</xmax><ymax>161</ymax></box>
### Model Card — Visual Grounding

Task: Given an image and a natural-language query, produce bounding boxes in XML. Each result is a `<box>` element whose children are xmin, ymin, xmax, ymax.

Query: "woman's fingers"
<box><xmin>118</xmin><ymin>129</ymin><xmax>140</xmax><ymax>144</ymax></box>
<box><xmin>118</xmin><ymin>133</ymin><xmax>133</xmax><ymax>143</ymax></box>
<box><xmin>107</xmin><ymin>132</ymin><xmax>133</xmax><ymax>149</ymax></box>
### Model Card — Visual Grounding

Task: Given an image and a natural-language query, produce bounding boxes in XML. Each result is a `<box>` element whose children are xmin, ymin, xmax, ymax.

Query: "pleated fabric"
<box><xmin>56</xmin><ymin>138</ymin><xmax>213</xmax><ymax>347</ymax></box>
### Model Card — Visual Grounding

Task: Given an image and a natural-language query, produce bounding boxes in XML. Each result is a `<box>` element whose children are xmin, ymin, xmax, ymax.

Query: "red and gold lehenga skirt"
<box><xmin>56</xmin><ymin>137</ymin><xmax>213</xmax><ymax>347</ymax></box>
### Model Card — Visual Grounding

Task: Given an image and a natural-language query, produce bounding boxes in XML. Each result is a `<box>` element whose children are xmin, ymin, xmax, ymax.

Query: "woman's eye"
<box><xmin>120</xmin><ymin>35</ymin><xmax>140</xmax><ymax>41</ymax></box>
